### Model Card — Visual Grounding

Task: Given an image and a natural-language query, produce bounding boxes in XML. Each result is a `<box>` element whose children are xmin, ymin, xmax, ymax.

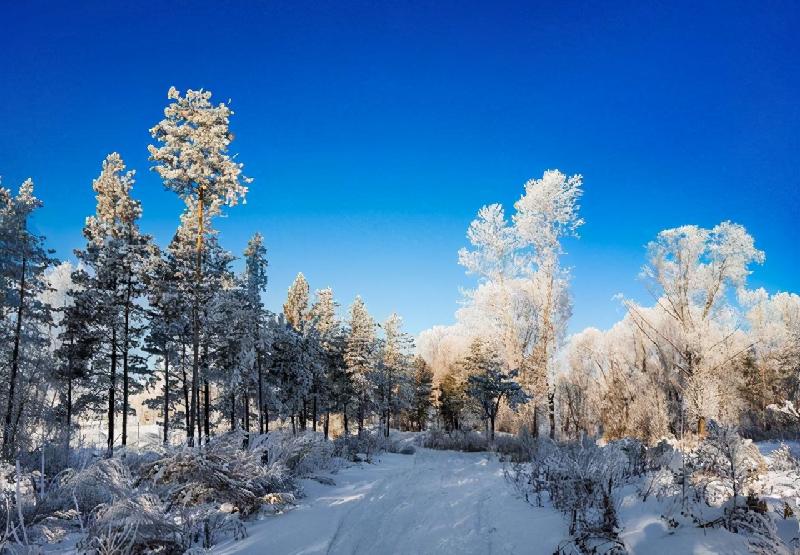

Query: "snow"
<box><xmin>216</xmin><ymin>447</ymin><xmax>566</xmax><ymax>555</ymax></box>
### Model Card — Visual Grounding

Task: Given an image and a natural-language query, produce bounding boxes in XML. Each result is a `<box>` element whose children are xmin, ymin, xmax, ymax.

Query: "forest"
<box><xmin>1</xmin><ymin>87</ymin><xmax>799</xmax><ymax>554</ymax></box>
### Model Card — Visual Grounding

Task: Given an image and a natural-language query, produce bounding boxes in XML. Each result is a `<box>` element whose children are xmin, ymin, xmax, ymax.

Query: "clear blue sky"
<box><xmin>1</xmin><ymin>1</ymin><xmax>797</xmax><ymax>335</ymax></box>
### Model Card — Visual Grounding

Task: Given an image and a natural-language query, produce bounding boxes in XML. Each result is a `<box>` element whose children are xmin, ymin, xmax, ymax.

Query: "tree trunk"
<box><xmin>230</xmin><ymin>391</ymin><xmax>236</xmax><ymax>431</ymax></box>
<box><xmin>189</xmin><ymin>187</ymin><xmax>205</xmax><ymax>448</ymax></box>
<box><xmin>312</xmin><ymin>394</ymin><xmax>317</xmax><ymax>433</ymax></box>
<box><xmin>257</xmin><ymin>354</ymin><xmax>264</xmax><ymax>434</ymax></box>
<box><xmin>203</xmin><ymin>378</ymin><xmax>210</xmax><ymax>441</ymax></box>
<box><xmin>122</xmin><ymin>260</ymin><xmax>133</xmax><ymax>447</ymax></box>
<box><xmin>108</xmin><ymin>326</ymin><xmax>117</xmax><ymax>456</ymax></box>
<box><xmin>343</xmin><ymin>404</ymin><xmax>349</xmax><ymax>436</ymax></box>
<box><xmin>66</xmin><ymin>366</ymin><xmax>73</xmax><ymax>460</ymax></box>
<box><xmin>244</xmin><ymin>390</ymin><xmax>250</xmax><ymax>432</ymax></box>
<box><xmin>181</xmin><ymin>343</ymin><xmax>190</xmax><ymax>439</ymax></box>
<box><xmin>489</xmin><ymin>415</ymin><xmax>495</xmax><ymax>442</ymax></box>
<box><xmin>548</xmin><ymin>391</ymin><xmax>556</xmax><ymax>440</ymax></box>
<box><xmin>324</xmin><ymin>411</ymin><xmax>330</xmax><ymax>440</ymax></box>
<box><xmin>3</xmin><ymin>252</ymin><xmax>25</xmax><ymax>459</ymax></box>
<box><xmin>163</xmin><ymin>348</ymin><xmax>170</xmax><ymax>445</ymax></box>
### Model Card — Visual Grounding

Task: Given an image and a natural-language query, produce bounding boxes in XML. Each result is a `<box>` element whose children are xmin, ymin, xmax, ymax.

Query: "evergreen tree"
<box><xmin>464</xmin><ymin>339</ymin><xmax>527</xmax><ymax>441</ymax></box>
<box><xmin>149</xmin><ymin>86</ymin><xmax>251</xmax><ymax>447</ymax></box>
<box><xmin>410</xmin><ymin>356</ymin><xmax>434</xmax><ymax>431</ymax></box>
<box><xmin>283</xmin><ymin>272</ymin><xmax>309</xmax><ymax>331</ymax></box>
<box><xmin>243</xmin><ymin>233</ymin><xmax>269</xmax><ymax>433</ymax></box>
<box><xmin>0</xmin><ymin>179</ymin><xmax>56</xmax><ymax>458</ymax></box>
<box><xmin>344</xmin><ymin>296</ymin><xmax>377</xmax><ymax>436</ymax></box>
<box><xmin>73</xmin><ymin>154</ymin><xmax>151</xmax><ymax>454</ymax></box>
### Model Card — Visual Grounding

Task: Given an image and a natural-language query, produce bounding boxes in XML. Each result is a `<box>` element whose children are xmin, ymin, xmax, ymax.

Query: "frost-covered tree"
<box><xmin>464</xmin><ymin>339</ymin><xmax>527</xmax><ymax>441</ymax></box>
<box><xmin>627</xmin><ymin>222</ymin><xmax>764</xmax><ymax>435</ymax></box>
<box><xmin>344</xmin><ymin>296</ymin><xmax>377</xmax><ymax>436</ymax></box>
<box><xmin>456</xmin><ymin>170</ymin><xmax>582</xmax><ymax>438</ymax></box>
<box><xmin>375</xmin><ymin>313</ymin><xmax>414</xmax><ymax>437</ymax></box>
<box><xmin>149</xmin><ymin>86</ymin><xmax>251</xmax><ymax>447</ymax></box>
<box><xmin>283</xmin><ymin>272</ymin><xmax>309</xmax><ymax>331</ymax></box>
<box><xmin>243</xmin><ymin>233</ymin><xmax>269</xmax><ymax>433</ymax></box>
<box><xmin>0</xmin><ymin>179</ymin><xmax>56</xmax><ymax>458</ymax></box>
<box><xmin>409</xmin><ymin>356</ymin><xmax>434</xmax><ymax>431</ymax></box>
<box><xmin>73</xmin><ymin>154</ymin><xmax>152</xmax><ymax>453</ymax></box>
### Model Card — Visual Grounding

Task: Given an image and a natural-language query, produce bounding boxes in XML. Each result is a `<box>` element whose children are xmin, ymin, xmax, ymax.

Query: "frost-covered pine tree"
<box><xmin>0</xmin><ymin>179</ymin><xmax>56</xmax><ymax>458</ymax></box>
<box><xmin>344</xmin><ymin>296</ymin><xmax>377</xmax><ymax>436</ymax></box>
<box><xmin>410</xmin><ymin>356</ymin><xmax>434</xmax><ymax>431</ymax></box>
<box><xmin>375</xmin><ymin>313</ymin><xmax>414</xmax><ymax>437</ymax></box>
<box><xmin>243</xmin><ymin>233</ymin><xmax>269</xmax><ymax>433</ymax></box>
<box><xmin>310</xmin><ymin>288</ymin><xmax>347</xmax><ymax>438</ymax></box>
<box><xmin>283</xmin><ymin>272</ymin><xmax>309</xmax><ymax>331</ymax></box>
<box><xmin>73</xmin><ymin>154</ymin><xmax>152</xmax><ymax>453</ymax></box>
<box><xmin>149</xmin><ymin>87</ymin><xmax>251</xmax><ymax>447</ymax></box>
<box><xmin>463</xmin><ymin>338</ymin><xmax>527</xmax><ymax>441</ymax></box>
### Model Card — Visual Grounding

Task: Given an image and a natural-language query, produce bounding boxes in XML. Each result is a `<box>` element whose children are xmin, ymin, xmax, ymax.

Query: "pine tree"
<box><xmin>149</xmin><ymin>86</ymin><xmax>251</xmax><ymax>447</ymax></box>
<box><xmin>344</xmin><ymin>296</ymin><xmax>376</xmax><ymax>436</ymax></box>
<box><xmin>464</xmin><ymin>339</ymin><xmax>527</xmax><ymax>441</ymax></box>
<box><xmin>376</xmin><ymin>313</ymin><xmax>413</xmax><ymax>437</ymax></box>
<box><xmin>243</xmin><ymin>233</ymin><xmax>269</xmax><ymax>433</ymax></box>
<box><xmin>73</xmin><ymin>154</ymin><xmax>151</xmax><ymax>454</ymax></box>
<box><xmin>283</xmin><ymin>272</ymin><xmax>309</xmax><ymax>331</ymax></box>
<box><xmin>283</xmin><ymin>272</ymin><xmax>311</xmax><ymax>427</ymax></box>
<box><xmin>0</xmin><ymin>179</ymin><xmax>56</xmax><ymax>458</ymax></box>
<box><xmin>309</xmin><ymin>288</ymin><xmax>344</xmax><ymax>438</ymax></box>
<box><xmin>410</xmin><ymin>356</ymin><xmax>434</xmax><ymax>431</ymax></box>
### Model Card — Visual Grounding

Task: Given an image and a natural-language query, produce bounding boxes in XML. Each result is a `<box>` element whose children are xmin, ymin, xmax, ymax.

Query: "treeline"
<box><xmin>420</xmin><ymin>171</ymin><xmax>800</xmax><ymax>444</ymax></box>
<box><xmin>0</xmin><ymin>87</ymin><xmax>437</xmax><ymax>461</ymax></box>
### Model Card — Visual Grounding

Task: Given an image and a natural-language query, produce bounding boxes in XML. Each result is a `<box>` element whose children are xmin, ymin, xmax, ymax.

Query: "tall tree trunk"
<box><xmin>324</xmin><ymin>411</ymin><xmax>330</xmax><ymax>440</ymax></box>
<box><xmin>203</xmin><ymin>378</ymin><xmax>210</xmax><ymax>441</ymax></box>
<box><xmin>312</xmin><ymin>394</ymin><xmax>318</xmax><ymax>433</ymax></box>
<box><xmin>548</xmin><ymin>391</ymin><xmax>556</xmax><ymax>441</ymax></box>
<box><xmin>189</xmin><ymin>187</ymin><xmax>205</xmax><ymax>448</ymax></box>
<box><xmin>244</xmin><ymin>390</ymin><xmax>250</xmax><ymax>432</ymax></box>
<box><xmin>122</xmin><ymin>263</ymin><xmax>133</xmax><ymax>447</ymax></box>
<box><xmin>257</xmin><ymin>354</ymin><xmax>264</xmax><ymax>434</ymax></box>
<box><xmin>163</xmin><ymin>348</ymin><xmax>170</xmax><ymax>445</ymax></box>
<box><xmin>66</xmin><ymin>369</ymin><xmax>73</xmax><ymax>459</ymax></box>
<box><xmin>230</xmin><ymin>391</ymin><xmax>236</xmax><ymax>431</ymax></box>
<box><xmin>181</xmin><ymin>342</ymin><xmax>190</xmax><ymax>439</ymax></box>
<box><xmin>3</xmin><ymin>253</ymin><xmax>26</xmax><ymax>459</ymax></box>
<box><xmin>108</xmin><ymin>326</ymin><xmax>117</xmax><ymax>456</ymax></box>
<box><xmin>343</xmin><ymin>403</ymin><xmax>349</xmax><ymax>435</ymax></box>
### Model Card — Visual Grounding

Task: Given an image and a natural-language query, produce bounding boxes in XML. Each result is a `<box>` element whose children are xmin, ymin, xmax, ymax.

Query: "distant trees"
<box><xmin>2</xmin><ymin>85</ymin><xmax>797</xmax><ymax>466</ymax></box>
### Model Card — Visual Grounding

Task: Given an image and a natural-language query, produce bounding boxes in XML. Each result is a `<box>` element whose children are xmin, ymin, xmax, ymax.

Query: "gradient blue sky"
<box><xmin>1</xmin><ymin>1</ymin><xmax>798</xmax><ymax>335</ymax></box>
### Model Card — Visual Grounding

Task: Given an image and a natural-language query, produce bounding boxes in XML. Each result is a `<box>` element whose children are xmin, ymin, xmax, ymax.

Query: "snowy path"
<box><xmin>216</xmin><ymin>448</ymin><xmax>565</xmax><ymax>555</ymax></box>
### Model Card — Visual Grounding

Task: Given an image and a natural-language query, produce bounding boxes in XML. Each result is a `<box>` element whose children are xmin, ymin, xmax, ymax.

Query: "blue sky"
<box><xmin>1</xmin><ymin>1</ymin><xmax>797</xmax><ymax>335</ymax></box>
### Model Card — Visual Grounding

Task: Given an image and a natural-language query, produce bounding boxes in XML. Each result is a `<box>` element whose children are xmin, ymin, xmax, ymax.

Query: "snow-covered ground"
<box><xmin>212</xmin><ymin>439</ymin><xmax>800</xmax><ymax>555</ymax></box>
<box><xmin>216</xmin><ymin>447</ymin><xmax>566</xmax><ymax>555</ymax></box>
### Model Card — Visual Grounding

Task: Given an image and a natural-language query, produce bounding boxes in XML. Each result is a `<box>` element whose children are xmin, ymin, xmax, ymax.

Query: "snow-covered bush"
<box><xmin>139</xmin><ymin>436</ymin><xmax>292</xmax><ymax>517</ymax></box>
<box><xmin>767</xmin><ymin>443</ymin><xmax>800</xmax><ymax>472</ymax></box>
<box><xmin>77</xmin><ymin>493</ymin><xmax>181</xmax><ymax>554</ymax></box>
<box><xmin>691</xmin><ymin>424</ymin><xmax>764</xmax><ymax>508</ymax></box>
